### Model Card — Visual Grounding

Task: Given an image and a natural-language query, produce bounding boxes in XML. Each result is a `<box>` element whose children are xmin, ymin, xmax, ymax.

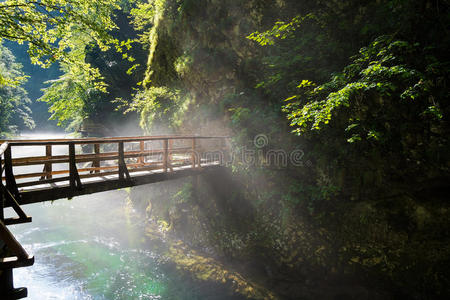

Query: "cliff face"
<box><xmin>131</xmin><ymin>1</ymin><xmax>450</xmax><ymax>299</ymax></box>
<box><xmin>138</xmin><ymin>0</ymin><xmax>284</xmax><ymax>134</ymax></box>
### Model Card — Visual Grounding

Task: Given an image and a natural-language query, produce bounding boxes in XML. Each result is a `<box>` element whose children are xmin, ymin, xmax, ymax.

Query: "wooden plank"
<box><xmin>4</xmin><ymin>146</ymin><xmax>20</xmax><ymax>198</ymax></box>
<box><xmin>3</xmin><ymin>216</ymin><xmax>32</xmax><ymax>225</ymax></box>
<box><xmin>138</xmin><ymin>141</ymin><xmax>145</xmax><ymax>164</ymax></box>
<box><xmin>168</xmin><ymin>139</ymin><xmax>174</xmax><ymax>171</ymax></box>
<box><xmin>4</xmin><ymin>188</ymin><xmax>28</xmax><ymax>220</ymax></box>
<box><xmin>191</xmin><ymin>137</ymin><xmax>197</xmax><ymax>168</ymax></box>
<box><xmin>4</xmin><ymin>150</ymin><xmax>206</xmax><ymax>181</ymax></box>
<box><xmin>0</xmin><ymin>219</ymin><xmax>30</xmax><ymax>259</ymax></box>
<box><xmin>77</xmin><ymin>164</ymin><xmax>165</xmax><ymax>180</ymax></box>
<box><xmin>3</xmin><ymin>136</ymin><xmax>230</xmax><ymax>146</ymax></box>
<box><xmin>0</xmin><ymin>152</ymin><xmax>4</xmax><ymax>221</ymax></box>
<box><xmin>0</xmin><ymin>255</ymin><xmax>34</xmax><ymax>269</ymax></box>
<box><xmin>17</xmin><ymin>176</ymin><xmax>70</xmax><ymax>188</ymax></box>
<box><xmin>47</xmin><ymin>160</ymin><xmax>166</xmax><ymax>175</ymax></box>
<box><xmin>45</xmin><ymin>145</ymin><xmax>52</xmax><ymax>179</ymax></box>
<box><xmin>163</xmin><ymin>139</ymin><xmax>168</xmax><ymax>172</ymax></box>
<box><xmin>15</xmin><ymin>160</ymin><xmax>192</xmax><ymax>188</ymax></box>
<box><xmin>14</xmin><ymin>172</ymin><xmax>48</xmax><ymax>180</ymax></box>
<box><xmin>17</xmin><ymin>160</ymin><xmax>195</xmax><ymax>191</ymax></box>
<box><xmin>14</xmin><ymin>163</ymin><xmax>155</xmax><ymax>185</ymax></box>
<box><xmin>94</xmin><ymin>143</ymin><xmax>100</xmax><ymax>173</ymax></box>
<box><xmin>69</xmin><ymin>143</ymin><xmax>82</xmax><ymax>190</ymax></box>
<box><xmin>1</xmin><ymin>134</ymin><xmax>196</xmax><ymax>144</ymax></box>
<box><xmin>69</xmin><ymin>143</ymin><xmax>75</xmax><ymax>189</ymax></box>
<box><xmin>10</xmin><ymin>148</ymin><xmax>192</xmax><ymax>166</ymax></box>
<box><xmin>220</xmin><ymin>138</ymin><xmax>226</xmax><ymax>165</ymax></box>
<box><xmin>1</xmin><ymin>135</ymin><xmax>229</xmax><ymax>205</ymax></box>
<box><xmin>15</xmin><ymin>165</ymin><xmax>223</xmax><ymax>205</ymax></box>
<box><xmin>118</xmin><ymin>141</ymin><xmax>124</xmax><ymax>181</ymax></box>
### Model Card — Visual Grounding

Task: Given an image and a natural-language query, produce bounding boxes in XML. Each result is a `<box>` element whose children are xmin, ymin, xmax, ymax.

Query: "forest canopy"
<box><xmin>0</xmin><ymin>0</ymin><xmax>122</xmax><ymax>88</ymax></box>
<box><xmin>0</xmin><ymin>0</ymin><xmax>142</xmax><ymax>134</ymax></box>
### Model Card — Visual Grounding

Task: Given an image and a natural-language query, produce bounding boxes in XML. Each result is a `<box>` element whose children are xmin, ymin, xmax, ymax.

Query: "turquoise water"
<box><xmin>8</xmin><ymin>190</ymin><xmax>240</xmax><ymax>299</ymax></box>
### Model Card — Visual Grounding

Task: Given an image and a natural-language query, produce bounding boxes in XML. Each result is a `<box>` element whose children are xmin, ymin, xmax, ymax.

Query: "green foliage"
<box><xmin>39</xmin><ymin>64</ymin><xmax>102</xmax><ymax>130</ymax></box>
<box><xmin>283</xmin><ymin>36</ymin><xmax>448</xmax><ymax>147</ymax></box>
<box><xmin>0</xmin><ymin>43</ymin><xmax>34</xmax><ymax>136</ymax></box>
<box><xmin>125</xmin><ymin>86</ymin><xmax>182</xmax><ymax>132</ymax></box>
<box><xmin>130</xmin><ymin>0</ymin><xmax>159</xmax><ymax>45</ymax></box>
<box><xmin>173</xmin><ymin>182</ymin><xmax>193</xmax><ymax>204</ymax></box>
<box><xmin>38</xmin><ymin>7</ymin><xmax>147</xmax><ymax>131</ymax></box>
<box><xmin>0</xmin><ymin>0</ymin><xmax>122</xmax><ymax>90</ymax></box>
<box><xmin>174</xmin><ymin>53</ymin><xmax>193</xmax><ymax>78</ymax></box>
<box><xmin>245</xmin><ymin>2</ymin><xmax>450</xmax><ymax>295</ymax></box>
<box><xmin>248</xmin><ymin>14</ymin><xmax>320</xmax><ymax>46</ymax></box>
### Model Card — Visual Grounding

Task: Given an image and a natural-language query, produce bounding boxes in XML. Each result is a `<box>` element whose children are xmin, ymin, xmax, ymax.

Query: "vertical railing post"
<box><xmin>0</xmin><ymin>186</ymin><xmax>3</xmax><ymax>221</ymax></box>
<box><xmin>45</xmin><ymin>145</ymin><xmax>52</xmax><ymax>179</ymax></box>
<box><xmin>220</xmin><ymin>138</ymin><xmax>226</xmax><ymax>165</ymax></box>
<box><xmin>118</xmin><ymin>141</ymin><xmax>124</xmax><ymax>180</ymax></box>
<box><xmin>191</xmin><ymin>137</ymin><xmax>197</xmax><ymax>168</ymax></box>
<box><xmin>69</xmin><ymin>143</ymin><xmax>81</xmax><ymax>190</ymax></box>
<box><xmin>0</xmin><ymin>145</ymin><xmax>22</xmax><ymax>295</ymax></box>
<box><xmin>163</xmin><ymin>139</ymin><xmax>168</xmax><ymax>172</ymax></box>
<box><xmin>94</xmin><ymin>143</ymin><xmax>100</xmax><ymax>173</ymax></box>
<box><xmin>69</xmin><ymin>143</ymin><xmax>76</xmax><ymax>189</ymax></box>
<box><xmin>168</xmin><ymin>139</ymin><xmax>173</xmax><ymax>171</ymax></box>
<box><xmin>118</xmin><ymin>141</ymin><xmax>130</xmax><ymax>181</ymax></box>
<box><xmin>138</xmin><ymin>141</ymin><xmax>145</xmax><ymax>165</ymax></box>
<box><xmin>0</xmin><ymin>153</ymin><xmax>4</xmax><ymax>221</ymax></box>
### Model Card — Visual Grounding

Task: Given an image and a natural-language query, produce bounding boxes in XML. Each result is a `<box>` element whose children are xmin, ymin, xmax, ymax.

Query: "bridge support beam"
<box><xmin>4</xmin><ymin>147</ymin><xmax>20</xmax><ymax>200</ymax></box>
<box><xmin>1</xmin><ymin>146</ymin><xmax>31</xmax><ymax>225</ymax></box>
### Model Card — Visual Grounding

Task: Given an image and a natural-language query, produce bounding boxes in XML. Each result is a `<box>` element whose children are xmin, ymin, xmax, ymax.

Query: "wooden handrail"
<box><xmin>0</xmin><ymin>146</ymin><xmax>4</xmax><ymax>221</ymax></box>
<box><xmin>8</xmin><ymin>157</ymin><xmax>198</xmax><ymax>181</ymax></box>
<box><xmin>14</xmin><ymin>159</ymin><xmax>193</xmax><ymax>188</ymax></box>
<box><xmin>8</xmin><ymin>147</ymin><xmax>194</xmax><ymax>166</ymax></box>
<box><xmin>1</xmin><ymin>135</ymin><xmax>230</xmax><ymax>146</ymax></box>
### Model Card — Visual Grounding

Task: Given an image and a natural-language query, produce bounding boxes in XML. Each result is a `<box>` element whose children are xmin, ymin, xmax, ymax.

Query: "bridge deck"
<box><xmin>19</xmin><ymin>163</ymin><xmax>222</xmax><ymax>204</ymax></box>
<box><xmin>1</xmin><ymin>135</ymin><xmax>229</xmax><ymax>206</ymax></box>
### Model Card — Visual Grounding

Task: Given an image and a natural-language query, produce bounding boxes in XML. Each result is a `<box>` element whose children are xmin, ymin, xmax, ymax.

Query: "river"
<box><xmin>5</xmin><ymin>133</ymin><xmax>243</xmax><ymax>299</ymax></box>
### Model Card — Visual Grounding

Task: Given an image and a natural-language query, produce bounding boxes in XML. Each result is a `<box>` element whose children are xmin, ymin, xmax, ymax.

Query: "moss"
<box><xmin>143</xmin><ymin>219</ymin><xmax>278</xmax><ymax>299</ymax></box>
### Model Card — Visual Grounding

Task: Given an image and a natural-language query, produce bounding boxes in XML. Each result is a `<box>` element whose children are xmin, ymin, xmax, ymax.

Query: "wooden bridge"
<box><xmin>0</xmin><ymin>135</ymin><xmax>228</xmax><ymax>299</ymax></box>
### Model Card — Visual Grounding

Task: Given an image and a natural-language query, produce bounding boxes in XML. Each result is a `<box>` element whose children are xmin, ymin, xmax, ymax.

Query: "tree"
<box><xmin>0</xmin><ymin>0</ymin><xmax>122</xmax><ymax>89</ymax></box>
<box><xmin>39</xmin><ymin>7</ymin><xmax>146</xmax><ymax>131</ymax></box>
<box><xmin>0</xmin><ymin>43</ymin><xmax>34</xmax><ymax>137</ymax></box>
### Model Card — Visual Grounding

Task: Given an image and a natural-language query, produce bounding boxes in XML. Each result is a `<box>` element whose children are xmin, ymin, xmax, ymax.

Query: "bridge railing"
<box><xmin>1</xmin><ymin>136</ymin><xmax>229</xmax><ymax>191</ymax></box>
<box><xmin>0</xmin><ymin>142</ymin><xmax>35</xmax><ymax>299</ymax></box>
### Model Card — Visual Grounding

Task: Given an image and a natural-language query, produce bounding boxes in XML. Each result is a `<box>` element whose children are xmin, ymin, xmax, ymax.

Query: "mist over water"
<box><xmin>8</xmin><ymin>190</ymin><xmax>172</xmax><ymax>300</ymax></box>
<box><xmin>5</xmin><ymin>133</ymin><xmax>238</xmax><ymax>299</ymax></box>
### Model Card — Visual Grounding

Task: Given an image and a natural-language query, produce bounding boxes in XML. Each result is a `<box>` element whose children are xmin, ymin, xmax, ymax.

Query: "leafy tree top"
<box><xmin>0</xmin><ymin>0</ymin><xmax>124</xmax><ymax>89</ymax></box>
